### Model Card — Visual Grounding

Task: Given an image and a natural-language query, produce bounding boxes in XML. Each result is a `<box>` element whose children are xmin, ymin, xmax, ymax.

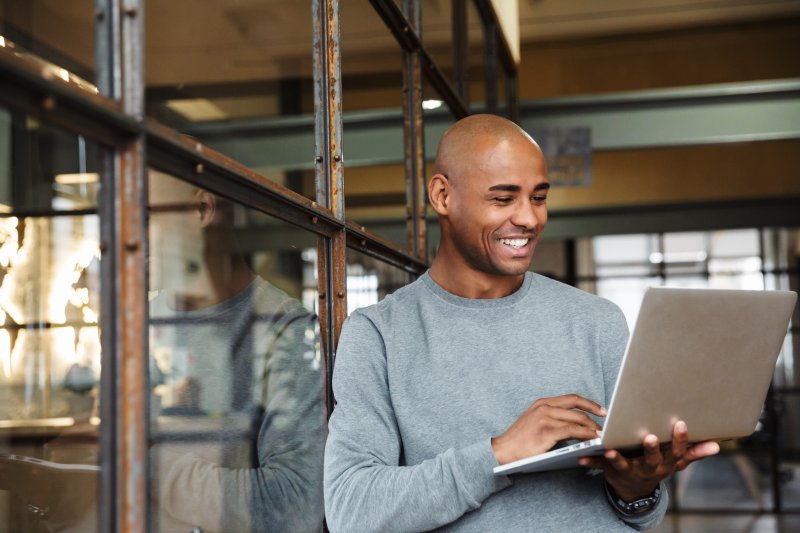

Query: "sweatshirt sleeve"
<box><xmin>324</xmin><ymin>311</ymin><xmax>512</xmax><ymax>533</ymax></box>
<box><xmin>599</xmin><ymin>301</ymin><xmax>669</xmax><ymax>530</ymax></box>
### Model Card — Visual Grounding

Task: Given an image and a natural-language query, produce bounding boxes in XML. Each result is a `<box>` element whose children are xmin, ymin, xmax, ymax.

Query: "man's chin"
<box><xmin>493</xmin><ymin>260</ymin><xmax>533</xmax><ymax>278</ymax></box>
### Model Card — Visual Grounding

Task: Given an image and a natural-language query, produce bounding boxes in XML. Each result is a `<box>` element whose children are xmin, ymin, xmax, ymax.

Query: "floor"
<box><xmin>651</xmin><ymin>514</ymin><xmax>800</xmax><ymax>533</ymax></box>
<box><xmin>648</xmin><ymin>454</ymin><xmax>800</xmax><ymax>532</ymax></box>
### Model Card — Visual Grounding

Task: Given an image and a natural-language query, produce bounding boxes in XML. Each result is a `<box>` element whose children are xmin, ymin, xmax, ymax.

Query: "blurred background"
<box><xmin>0</xmin><ymin>1</ymin><xmax>799</xmax><ymax>531</ymax></box>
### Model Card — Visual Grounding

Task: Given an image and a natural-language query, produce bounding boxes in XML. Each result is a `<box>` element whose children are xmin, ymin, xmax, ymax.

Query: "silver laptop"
<box><xmin>494</xmin><ymin>287</ymin><xmax>797</xmax><ymax>476</ymax></box>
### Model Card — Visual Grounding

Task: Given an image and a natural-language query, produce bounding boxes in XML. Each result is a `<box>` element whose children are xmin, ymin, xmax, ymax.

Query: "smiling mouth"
<box><xmin>499</xmin><ymin>238</ymin><xmax>529</xmax><ymax>249</ymax></box>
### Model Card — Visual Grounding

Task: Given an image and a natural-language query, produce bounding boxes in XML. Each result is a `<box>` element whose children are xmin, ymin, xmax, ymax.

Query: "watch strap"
<box><xmin>604</xmin><ymin>480</ymin><xmax>662</xmax><ymax>516</ymax></box>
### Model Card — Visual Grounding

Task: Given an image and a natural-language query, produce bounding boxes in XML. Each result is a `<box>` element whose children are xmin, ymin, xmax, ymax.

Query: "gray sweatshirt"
<box><xmin>324</xmin><ymin>271</ymin><xmax>667</xmax><ymax>532</ymax></box>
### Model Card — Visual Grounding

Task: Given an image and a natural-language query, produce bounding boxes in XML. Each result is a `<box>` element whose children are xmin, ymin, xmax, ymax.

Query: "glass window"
<box><xmin>147</xmin><ymin>171</ymin><xmax>324</xmax><ymax>532</ymax></box>
<box><xmin>590</xmin><ymin>234</ymin><xmax>658</xmax><ymax>278</ymax></box>
<box><xmin>422</xmin><ymin>0</ymin><xmax>457</xmax><ymax>84</ymax></box>
<box><xmin>663</xmin><ymin>231</ymin><xmax>708</xmax><ymax>276</ymax></box>
<box><xmin>144</xmin><ymin>0</ymin><xmax>315</xmax><ymax>199</ymax></box>
<box><xmin>673</xmin><ymin>451</ymin><xmax>773</xmax><ymax>511</ymax></box>
<box><xmin>579</xmin><ymin>227</ymin><xmax>800</xmax><ymax>513</ymax></box>
<box><xmin>0</xmin><ymin>0</ymin><xmax>97</xmax><ymax>93</ymax></box>
<box><xmin>595</xmin><ymin>277</ymin><xmax>662</xmax><ymax>331</ymax></box>
<box><xmin>0</xmin><ymin>108</ymin><xmax>99</xmax><ymax>212</ymax></box>
<box><xmin>340</xmin><ymin>4</ymin><xmax>407</xmax><ymax>247</ymax></box>
<box><xmin>346</xmin><ymin>248</ymin><xmax>413</xmax><ymax>314</ymax></box>
<box><xmin>710</xmin><ymin>228</ymin><xmax>760</xmax><ymax>258</ymax></box>
<box><xmin>774</xmin><ymin>392</ymin><xmax>800</xmax><ymax>510</ymax></box>
<box><xmin>593</xmin><ymin>234</ymin><xmax>658</xmax><ymax>265</ymax></box>
<box><xmin>0</xmin><ymin>109</ymin><xmax>103</xmax><ymax>531</ymax></box>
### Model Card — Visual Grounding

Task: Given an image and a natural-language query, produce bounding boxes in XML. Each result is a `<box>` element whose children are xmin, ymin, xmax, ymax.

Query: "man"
<box><xmin>147</xmin><ymin>172</ymin><xmax>325</xmax><ymax>532</ymax></box>
<box><xmin>324</xmin><ymin>114</ymin><xmax>719</xmax><ymax>532</ymax></box>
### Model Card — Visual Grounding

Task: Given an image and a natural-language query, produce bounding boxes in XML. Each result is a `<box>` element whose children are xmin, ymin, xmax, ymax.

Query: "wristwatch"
<box><xmin>604</xmin><ymin>481</ymin><xmax>662</xmax><ymax>516</ymax></box>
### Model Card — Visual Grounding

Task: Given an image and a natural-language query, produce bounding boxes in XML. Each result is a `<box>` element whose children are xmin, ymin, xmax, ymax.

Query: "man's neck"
<box><xmin>428</xmin><ymin>259</ymin><xmax>525</xmax><ymax>299</ymax></box>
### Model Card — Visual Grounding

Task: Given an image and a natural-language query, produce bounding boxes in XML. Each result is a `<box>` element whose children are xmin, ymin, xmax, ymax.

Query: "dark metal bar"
<box><xmin>472</xmin><ymin>0</ymin><xmax>519</xmax><ymax>119</ymax></box>
<box><xmin>0</xmin><ymin>208</ymin><xmax>99</xmax><ymax>218</ymax></box>
<box><xmin>402</xmin><ymin>0</ymin><xmax>427</xmax><ymax>262</ymax></box>
<box><xmin>0</xmin><ymin>47</ymin><xmax>138</xmax><ymax>146</ymax></box>
<box><xmin>420</xmin><ymin>48</ymin><xmax>469</xmax><ymax>119</ymax></box>
<box><xmin>369</xmin><ymin>0</ymin><xmax>468</xmax><ymax>119</ymax></box>
<box><xmin>117</xmin><ymin>1</ymin><xmax>148</xmax><ymax>531</ymax></box>
<box><xmin>472</xmin><ymin>0</ymin><xmax>518</xmax><ymax>79</ymax></box>
<box><xmin>507</xmin><ymin>70</ymin><xmax>519</xmax><ymax>123</ymax></box>
<box><xmin>316</xmin><ymin>236</ymin><xmax>335</xmax><ymax>413</ymax></box>
<box><xmin>759</xmin><ymin>229</ymin><xmax>783</xmax><ymax>513</ymax></box>
<box><xmin>483</xmin><ymin>18</ymin><xmax>499</xmax><ymax>115</ymax></box>
<box><xmin>452</xmin><ymin>0</ymin><xmax>470</xmax><ymax>105</ymax></box>
<box><xmin>346</xmin><ymin>221</ymin><xmax>427</xmax><ymax>274</ymax></box>
<box><xmin>96</xmin><ymin>1</ymin><xmax>120</xmax><ymax>532</ymax></box>
<box><xmin>146</xmin><ymin>120</ymin><xmax>342</xmax><ymax>238</ymax></box>
<box><xmin>98</xmin><ymin>149</ymin><xmax>118</xmax><ymax>533</ymax></box>
<box><xmin>95</xmin><ymin>0</ymin><xmax>120</xmax><ymax>100</ymax></box>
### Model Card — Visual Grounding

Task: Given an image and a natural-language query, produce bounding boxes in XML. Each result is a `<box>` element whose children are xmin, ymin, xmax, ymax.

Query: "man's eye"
<box><xmin>495</xmin><ymin>197</ymin><xmax>513</xmax><ymax>203</ymax></box>
<box><xmin>532</xmin><ymin>196</ymin><xmax>547</xmax><ymax>202</ymax></box>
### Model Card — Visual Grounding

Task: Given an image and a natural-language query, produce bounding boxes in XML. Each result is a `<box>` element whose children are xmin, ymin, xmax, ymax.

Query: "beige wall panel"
<box><xmin>548</xmin><ymin>140</ymin><xmax>800</xmax><ymax>210</ymax></box>
<box><xmin>518</xmin><ymin>19</ymin><xmax>800</xmax><ymax>99</ymax></box>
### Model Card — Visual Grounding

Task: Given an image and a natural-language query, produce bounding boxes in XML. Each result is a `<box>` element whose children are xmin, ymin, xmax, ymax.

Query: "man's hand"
<box><xmin>492</xmin><ymin>394</ymin><xmax>606</xmax><ymax>465</ymax></box>
<box><xmin>578</xmin><ymin>420</ymin><xmax>720</xmax><ymax>501</ymax></box>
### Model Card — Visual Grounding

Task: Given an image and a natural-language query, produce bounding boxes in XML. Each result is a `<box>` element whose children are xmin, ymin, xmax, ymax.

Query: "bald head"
<box><xmin>433</xmin><ymin>114</ymin><xmax>539</xmax><ymax>180</ymax></box>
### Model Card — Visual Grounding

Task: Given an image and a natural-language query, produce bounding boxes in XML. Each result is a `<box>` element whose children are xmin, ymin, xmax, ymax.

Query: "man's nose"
<box><xmin>511</xmin><ymin>201</ymin><xmax>539</xmax><ymax>229</ymax></box>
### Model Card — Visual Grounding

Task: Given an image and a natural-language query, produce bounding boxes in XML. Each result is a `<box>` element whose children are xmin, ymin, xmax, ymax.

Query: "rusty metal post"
<box><xmin>312</xmin><ymin>0</ymin><xmax>346</xmax><ymax>414</ymax></box>
<box><xmin>116</xmin><ymin>0</ymin><xmax>148</xmax><ymax>531</ymax></box>
<box><xmin>403</xmin><ymin>0</ymin><xmax>427</xmax><ymax>263</ymax></box>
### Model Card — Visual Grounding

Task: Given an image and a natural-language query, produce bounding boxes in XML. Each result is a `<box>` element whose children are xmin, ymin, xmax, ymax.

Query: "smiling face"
<box><xmin>428</xmin><ymin>115</ymin><xmax>549</xmax><ymax>298</ymax></box>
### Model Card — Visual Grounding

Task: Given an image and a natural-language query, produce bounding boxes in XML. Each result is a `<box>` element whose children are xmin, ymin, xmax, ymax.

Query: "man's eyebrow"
<box><xmin>487</xmin><ymin>182</ymin><xmax>550</xmax><ymax>192</ymax></box>
<box><xmin>488</xmin><ymin>184</ymin><xmax>521</xmax><ymax>192</ymax></box>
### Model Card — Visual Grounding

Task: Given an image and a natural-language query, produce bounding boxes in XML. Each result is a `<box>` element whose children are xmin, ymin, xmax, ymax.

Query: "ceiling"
<box><xmin>3</xmin><ymin>0</ymin><xmax>800</xmax><ymax>87</ymax></box>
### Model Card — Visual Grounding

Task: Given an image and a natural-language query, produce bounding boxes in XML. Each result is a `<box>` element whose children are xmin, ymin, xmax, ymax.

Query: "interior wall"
<box><xmin>518</xmin><ymin>18</ymin><xmax>800</xmax><ymax>99</ymax></box>
<box><xmin>344</xmin><ymin>17</ymin><xmax>800</xmax><ymax>226</ymax></box>
<box><xmin>548</xmin><ymin>139</ymin><xmax>800</xmax><ymax>210</ymax></box>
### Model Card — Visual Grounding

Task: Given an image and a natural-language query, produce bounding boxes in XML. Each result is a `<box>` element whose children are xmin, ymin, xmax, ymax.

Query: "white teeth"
<box><xmin>500</xmin><ymin>238</ymin><xmax>528</xmax><ymax>249</ymax></box>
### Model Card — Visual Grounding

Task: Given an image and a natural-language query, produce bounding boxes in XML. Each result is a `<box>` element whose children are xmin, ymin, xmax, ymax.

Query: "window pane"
<box><xmin>345</xmin><ymin>249</ymin><xmax>413</xmax><ymax>314</ymax></box>
<box><xmin>663</xmin><ymin>231</ymin><xmax>707</xmax><ymax>276</ymax></box>
<box><xmin>593</xmin><ymin>234</ymin><xmax>658</xmax><ymax>265</ymax></box>
<box><xmin>147</xmin><ymin>171</ymin><xmax>325</xmax><ymax>532</ymax></box>
<box><xmin>764</xmin><ymin>227</ymin><xmax>800</xmax><ymax>273</ymax></box>
<box><xmin>673</xmin><ymin>451</ymin><xmax>773</xmax><ymax>511</ymax></box>
<box><xmin>422</xmin><ymin>0</ymin><xmax>457</xmax><ymax>87</ymax></box>
<box><xmin>0</xmin><ymin>111</ymin><xmax>103</xmax><ymax>531</ymax></box>
<box><xmin>0</xmin><ymin>108</ymin><xmax>99</xmax><ymax>211</ymax></box>
<box><xmin>144</xmin><ymin>0</ymin><xmax>315</xmax><ymax>199</ymax></box>
<box><xmin>596</xmin><ymin>277</ymin><xmax>662</xmax><ymax>331</ymax></box>
<box><xmin>710</xmin><ymin>228</ymin><xmax>760</xmax><ymax>258</ymax></box>
<box><xmin>0</xmin><ymin>1</ymin><xmax>97</xmax><ymax>93</ymax></box>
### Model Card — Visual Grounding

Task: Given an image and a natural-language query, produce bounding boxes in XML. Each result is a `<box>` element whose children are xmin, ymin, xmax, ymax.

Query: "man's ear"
<box><xmin>194</xmin><ymin>190</ymin><xmax>217</xmax><ymax>228</ymax></box>
<box><xmin>428</xmin><ymin>173</ymin><xmax>451</xmax><ymax>216</ymax></box>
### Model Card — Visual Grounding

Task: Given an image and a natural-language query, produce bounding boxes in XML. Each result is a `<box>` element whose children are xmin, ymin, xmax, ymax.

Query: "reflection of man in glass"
<box><xmin>148</xmin><ymin>171</ymin><xmax>324</xmax><ymax>532</ymax></box>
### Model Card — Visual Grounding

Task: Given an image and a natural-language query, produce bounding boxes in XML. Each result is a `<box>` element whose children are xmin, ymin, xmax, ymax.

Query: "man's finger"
<box><xmin>540</xmin><ymin>394</ymin><xmax>607</xmax><ymax>417</ymax></box>
<box><xmin>642</xmin><ymin>434</ymin><xmax>662</xmax><ymax>470</ymax></box>
<box><xmin>671</xmin><ymin>420</ymin><xmax>689</xmax><ymax>458</ymax></box>
<box><xmin>603</xmin><ymin>450</ymin><xmax>631</xmax><ymax>472</ymax></box>
<box><xmin>539</xmin><ymin>404</ymin><xmax>603</xmax><ymax>431</ymax></box>
<box><xmin>683</xmin><ymin>440</ymin><xmax>720</xmax><ymax>462</ymax></box>
<box><xmin>548</xmin><ymin>423</ymin><xmax>603</xmax><ymax>443</ymax></box>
